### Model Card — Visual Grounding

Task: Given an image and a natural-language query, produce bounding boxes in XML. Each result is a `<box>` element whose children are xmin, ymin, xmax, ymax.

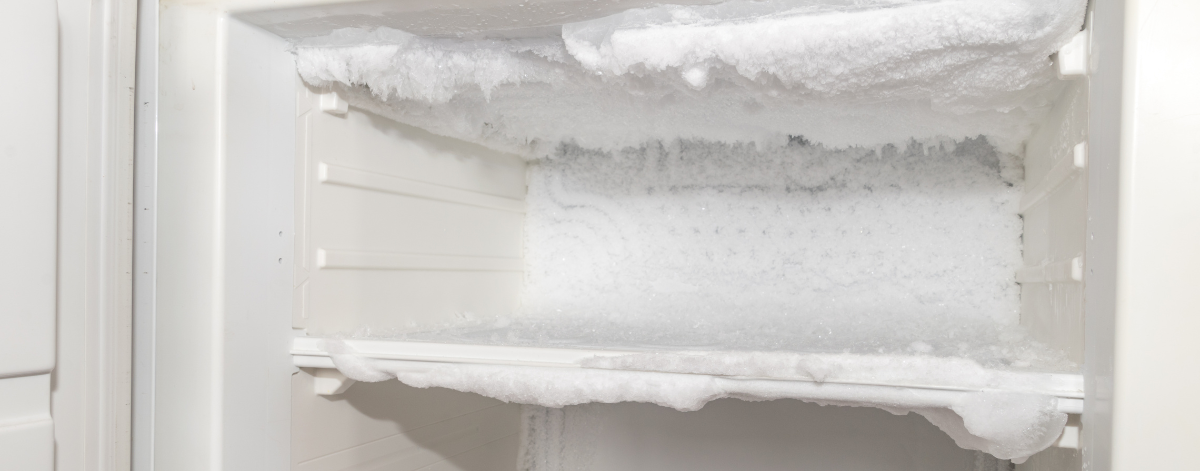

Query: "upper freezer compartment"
<box><xmin>288</xmin><ymin>0</ymin><xmax>1087</xmax><ymax>156</ymax></box>
<box><xmin>281</xmin><ymin>0</ymin><xmax>1089</xmax><ymax>370</ymax></box>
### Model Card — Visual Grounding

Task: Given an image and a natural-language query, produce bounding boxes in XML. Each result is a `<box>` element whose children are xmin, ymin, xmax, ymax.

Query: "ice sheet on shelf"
<box><xmin>298</xmin><ymin>336</ymin><xmax>1077</xmax><ymax>462</ymax></box>
<box><xmin>294</xmin><ymin>0</ymin><xmax>1087</xmax><ymax>156</ymax></box>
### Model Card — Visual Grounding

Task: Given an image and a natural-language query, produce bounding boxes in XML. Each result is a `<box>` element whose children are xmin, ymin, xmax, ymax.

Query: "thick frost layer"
<box><xmin>373</xmin><ymin>138</ymin><xmax>1072</xmax><ymax>371</ymax></box>
<box><xmin>565</xmin><ymin>0</ymin><xmax>1070</xmax><ymax>107</ymax></box>
<box><xmin>326</xmin><ymin>341</ymin><xmax>1067</xmax><ymax>462</ymax></box>
<box><xmin>524</xmin><ymin>139</ymin><xmax>1023</xmax><ymax>335</ymax></box>
<box><xmin>295</xmin><ymin>0</ymin><xmax>1086</xmax><ymax>156</ymax></box>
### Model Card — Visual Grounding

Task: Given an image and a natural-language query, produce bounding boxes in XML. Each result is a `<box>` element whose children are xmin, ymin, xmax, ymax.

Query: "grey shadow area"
<box><xmin>292</xmin><ymin>370</ymin><xmax>521</xmax><ymax>471</ymax></box>
<box><xmin>526</xmin><ymin>398</ymin><xmax>996</xmax><ymax>471</ymax></box>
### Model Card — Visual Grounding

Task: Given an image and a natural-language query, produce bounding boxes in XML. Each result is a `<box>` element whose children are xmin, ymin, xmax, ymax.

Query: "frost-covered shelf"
<box><xmin>292</xmin><ymin>336</ymin><xmax>1082</xmax><ymax>414</ymax></box>
<box><xmin>291</xmin><ymin>332</ymin><xmax>1084</xmax><ymax>458</ymax></box>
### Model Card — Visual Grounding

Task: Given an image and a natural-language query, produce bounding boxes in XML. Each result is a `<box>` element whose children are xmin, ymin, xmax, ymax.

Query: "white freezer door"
<box><xmin>0</xmin><ymin>1</ymin><xmax>58</xmax><ymax>470</ymax></box>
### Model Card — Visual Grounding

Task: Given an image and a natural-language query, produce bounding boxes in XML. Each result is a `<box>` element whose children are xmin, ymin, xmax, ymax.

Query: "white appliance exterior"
<box><xmin>1</xmin><ymin>1</ymin><xmax>59</xmax><ymax>470</ymax></box>
<box><xmin>1110</xmin><ymin>1</ymin><xmax>1200</xmax><ymax>468</ymax></box>
<box><xmin>49</xmin><ymin>0</ymin><xmax>139</xmax><ymax>469</ymax></box>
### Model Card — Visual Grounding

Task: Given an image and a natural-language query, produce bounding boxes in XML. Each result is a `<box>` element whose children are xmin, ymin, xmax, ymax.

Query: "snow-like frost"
<box><xmin>326</xmin><ymin>339</ymin><xmax>1067</xmax><ymax>462</ymax></box>
<box><xmin>564</xmin><ymin>0</ymin><xmax>1077</xmax><ymax>109</ymax></box>
<box><xmin>294</xmin><ymin>0</ymin><xmax>1086</xmax><ymax>156</ymax></box>
<box><xmin>368</xmin><ymin>138</ymin><xmax>1073</xmax><ymax>372</ymax></box>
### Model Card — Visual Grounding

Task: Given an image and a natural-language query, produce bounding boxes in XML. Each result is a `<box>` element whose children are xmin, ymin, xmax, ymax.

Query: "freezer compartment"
<box><xmin>284</xmin><ymin>80</ymin><xmax>1089</xmax><ymax>469</ymax></box>
<box><xmin>200</xmin><ymin>2</ymin><xmax>1093</xmax><ymax>469</ymax></box>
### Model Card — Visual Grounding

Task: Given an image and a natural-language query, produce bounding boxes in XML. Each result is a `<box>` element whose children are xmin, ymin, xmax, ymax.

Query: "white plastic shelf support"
<box><xmin>291</xmin><ymin>337</ymin><xmax>1085</xmax><ymax>414</ymax></box>
<box><xmin>1053</xmin><ymin>419</ymin><xmax>1082</xmax><ymax>449</ymax></box>
<box><xmin>311</xmin><ymin>368</ymin><xmax>356</xmax><ymax>395</ymax></box>
<box><xmin>1017</xmin><ymin>256</ymin><xmax>1084</xmax><ymax>284</ymax></box>
<box><xmin>318</xmin><ymin>91</ymin><xmax>348</xmax><ymax>115</ymax></box>
<box><xmin>1020</xmin><ymin>142</ymin><xmax>1087</xmax><ymax>214</ymax></box>
<box><xmin>1057</xmin><ymin>29</ymin><xmax>1090</xmax><ymax>79</ymax></box>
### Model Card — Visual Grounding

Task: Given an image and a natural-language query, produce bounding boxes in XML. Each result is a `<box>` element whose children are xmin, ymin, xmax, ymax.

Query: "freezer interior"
<box><xmin>210</xmin><ymin>0</ymin><xmax>1095</xmax><ymax>469</ymax></box>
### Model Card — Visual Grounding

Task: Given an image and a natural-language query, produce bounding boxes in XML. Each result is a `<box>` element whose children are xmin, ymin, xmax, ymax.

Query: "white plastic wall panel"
<box><xmin>295</xmin><ymin>90</ymin><xmax>526</xmax><ymax>335</ymax></box>
<box><xmin>291</xmin><ymin>371</ymin><xmax>517</xmax><ymax>471</ymax></box>
<box><xmin>0</xmin><ymin>2</ymin><xmax>57</xmax><ymax>469</ymax></box>
<box><xmin>155</xmin><ymin>4</ymin><xmax>225</xmax><ymax>469</ymax></box>
<box><xmin>305</xmin><ymin>108</ymin><xmax>526</xmax><ymax>200</ymax></box>
<box><xmin>0</xmin><ymin>421</ymin><xmax>54</xmax><ymax>471</ymax></box>
<box><xmin>0</xmin><ymin>375</ymin><xmax>51</xmax><ymax>440</ymax></box>
<box><xmin>0</xmin><ymin>0</ymin><xmax>58</xmax><ymax>380</ymax></box>
<box><xmin>417</xmin><ymin>434</ymin><xmax>519</xmax><ymax>471</ymax></box>
<box><xmin>1019</xmin><ymin>447</ymin><xmax>1082</xmax><ymax>471</ymax></box>
<box><xmin>290</xmin><ymin>80</ymin><xmax>526</xmax><ymax>470</ymax></box>
<box><xmin>223</xmin><ymin>19</ymin><xmax>298</xmax><ymax>471</ymax></box>
<box><xmin>285</xmin><ymin>16</ymin><xmax>528</xmax><ymax>471</ymax></box>
<box><xmin>0</xmin><ymin>375</ymin><xmax>53</xmax><ymax>470</ymax></box>
<box><xmin>1083</xmin><ymin>0</ymin><xmax>1124</xmax><ymax>468</ymax></box>
<box><xmin>537</xmin><ymin>400</ymin><xmax>980</xmax><ymax>471</ymax></box>
<box><xmin>1020</xmin><ymin>80</ymin><xmax>1089</xmax><ymax>364</ymax></box>
<box><xmin>1112</xmin><ymin>0</ymin><xmax>1200</xmax><ymax>468</ymax></box>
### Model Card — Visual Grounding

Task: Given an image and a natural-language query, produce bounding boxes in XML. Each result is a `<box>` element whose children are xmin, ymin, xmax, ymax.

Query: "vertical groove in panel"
<box><xmin>294</xmin><ymin>82</ymin><xmax>313</xmax><ymax>329</ymax></box>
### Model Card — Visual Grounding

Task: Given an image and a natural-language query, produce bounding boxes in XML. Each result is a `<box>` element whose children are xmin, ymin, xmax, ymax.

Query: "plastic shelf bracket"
<box><xmin>312</xmin><ymin>368</ymin><xmax>356</xmax><ymax>396</ymax></box>
<box><xmin>1057</xmin><ymin>29</ymin><xmax>1090</xmax><ymax>79</ymax></box>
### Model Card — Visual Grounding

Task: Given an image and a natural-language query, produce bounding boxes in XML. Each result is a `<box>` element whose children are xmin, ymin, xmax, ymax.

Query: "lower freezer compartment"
<box><xmin>289</xmin><ymin>373</ymin><xmax>1039</xmax><ymax>471</ymax></box>
<box><xmin>290</xmin><ymin>366</ymin><xmax>521</xmax><ymax>471</ymax></box>
<box><xmin>283</xmin><ymin>68</ymin><xmax>1090</xmax><ymax>465</ymax></box>
<box><xmin>518</xmin><ymin>400</ymin><xmax>1034</xmax><ymax>471</ymax></box>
